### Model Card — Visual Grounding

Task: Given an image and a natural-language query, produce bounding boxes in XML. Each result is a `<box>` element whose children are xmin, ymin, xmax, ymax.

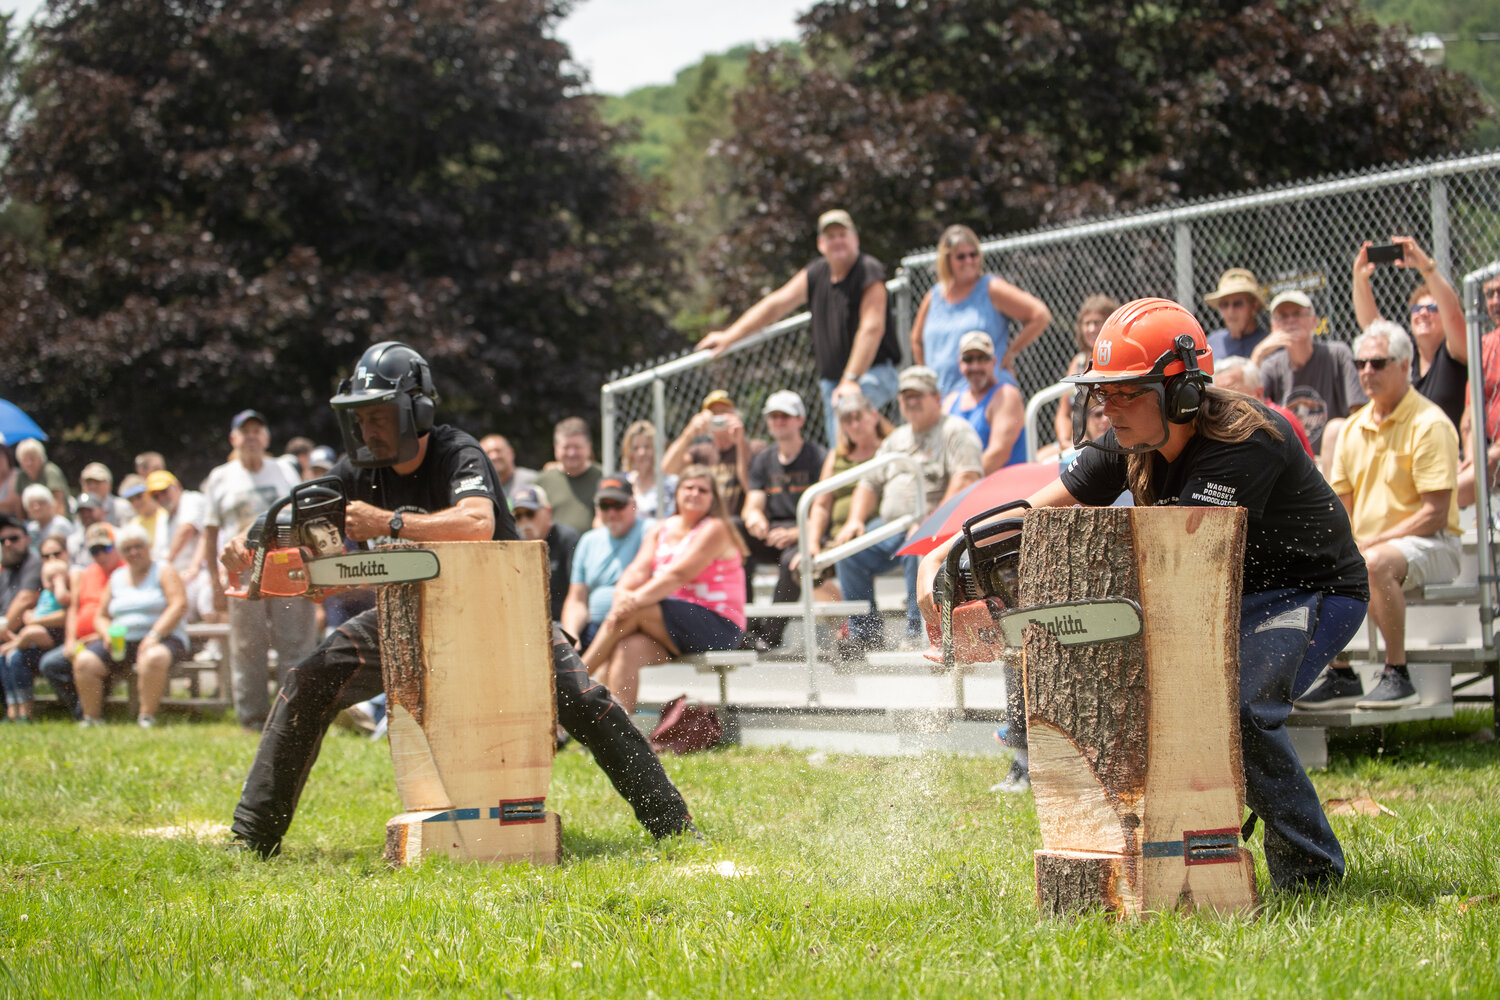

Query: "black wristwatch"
<box><xmin>388</xmin><ymin>511</ymin><xmax>404</xmax><ymax>538</ymax></box>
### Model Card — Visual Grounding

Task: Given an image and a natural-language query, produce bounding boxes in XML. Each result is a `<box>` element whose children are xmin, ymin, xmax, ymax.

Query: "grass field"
<box><xmin>1</xmin><ymin>711</ymin><xmax>1497</xmax><ymax>998</ymax></box>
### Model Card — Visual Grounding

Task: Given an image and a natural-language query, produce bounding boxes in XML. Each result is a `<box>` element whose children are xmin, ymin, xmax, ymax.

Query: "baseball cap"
<box><xmin>145</xmin><ymin>470</ymin><xmax>179</xmax><ymax>493</ymax></box>
<box><xmin>1269</xmin><ymin>290</ymin><xmax>1314</xmax><ymax>312</ymax></box>
<box><xmin>897</xmin><ymin>366</ymin><xmax>940</xmax><ymax>394</ymax></box>
<box><xmin>701</xmin><ymin>389</ymin><xmax>735</xmax><ymax>412</ymax></box>
<box><xmin>958</xmin><ymin>331</ymin><xmax>995</xmax><ymax>357</ymax></box>
<box><xmin>762</xmin><ymin>390</ymin><xmax>806</xmax><ymax>419</ymax></box>
<box><xmin>510</xmin><ymin>485</ymin><xmax>550</xmax><ymax>511</ymax></box>
<box><xmin>817</xmin><ymin>209</ymin><xmax>857</xmax><ymax>235</ymax></box>
<box><xmin>231</xmin><ymin>408</ymin><xmax>268</xmax><ymax>431</ymax></box>
<box><xmin>85</xmin><ymin>523</ymin><xmax>116</xmax><ymax>548</ymax></box>
<box><xmin>308</xmin><ymin>445</ymin><xmax>338</xmax><ymax>470</ymax></box>
<box><xmin>595</xmin><ymin>476</ymin><xmax>632</xmax><ymax>504</ymax></box>
<box><xmin>75</xmin><ymin>492</ymin><xmax>101</xmax><ymax>511</ymax></box>
<box><xmin>80</xmin><ymin>461</ymin><xmax>112</xmax><ymax>484</ymax></box>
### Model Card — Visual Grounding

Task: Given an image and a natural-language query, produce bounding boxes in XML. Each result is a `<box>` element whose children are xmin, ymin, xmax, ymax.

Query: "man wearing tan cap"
<box><xmin>78</xmin><ymin>462</ymin><xmax>133</xmax><ymax>527</ymax></box>
<box><xmin>1203</xmin><ymin>267</ymin><xmax>1270</xmax><ymax>361</ymax></box>
<box><xmin>696</xmin><ymin>209</ymin><xmax>903</xmax><ymax>447</ymax></box>
<box><xmin>148</xmin><ymin>470</ymin><xmax>210</xmax><ymax>622</ymax></box>
<box><xmin>662</xmin><ymin>389</ymin><xmax>750</xmax><ymax>517</ymax></box>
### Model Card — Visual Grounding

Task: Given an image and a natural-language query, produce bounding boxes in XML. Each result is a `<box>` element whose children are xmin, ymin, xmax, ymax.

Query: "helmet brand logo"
<box><xmin>1096</xmin><ymin>340</ymin><xmax>1112</xmax><ymax>366</ymax></box>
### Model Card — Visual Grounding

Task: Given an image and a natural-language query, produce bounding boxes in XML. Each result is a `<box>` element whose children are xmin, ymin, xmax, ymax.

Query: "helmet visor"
<box><xmin>332</xmin><ymin>392</ymin><xmax>420</xmax><ymax>468</ymax></box>
<box><xmin>1071</xmin><ymin>381</ymin><xmax>1170</xmax><ymax>455</ymax></box>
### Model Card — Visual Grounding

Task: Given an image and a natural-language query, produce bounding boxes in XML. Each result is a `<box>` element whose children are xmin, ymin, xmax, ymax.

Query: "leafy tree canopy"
<box><xmin>0</xmin><ymin>0</ymin><xmax>681</xmax><ymax>477</ymax></box>
<box><xmin>705</xmin><ymin>0</ymin><xmax>1491</xmax><ymax>308</ymax></box>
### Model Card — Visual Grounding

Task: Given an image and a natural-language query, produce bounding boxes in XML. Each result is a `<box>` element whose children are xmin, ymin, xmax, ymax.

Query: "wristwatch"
<box><xmin>388</xmin><ymin>511</ymin><xmax>404</xmax><ymax>538</ymax></box>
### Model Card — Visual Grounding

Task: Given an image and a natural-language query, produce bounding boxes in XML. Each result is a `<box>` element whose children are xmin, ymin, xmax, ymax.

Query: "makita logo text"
<box><xmin>1043</xmin><ymin>614</ymin><xmax>1088</xmax><ymax>637</ymax></box>
<box><xmin>337</xmin><ymin>559</ymin><xmax>390</xmax><ymax>580</ymax></box>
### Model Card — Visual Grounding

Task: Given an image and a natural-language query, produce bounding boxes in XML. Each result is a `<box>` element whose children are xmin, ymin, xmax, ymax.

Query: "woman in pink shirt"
<box><xmin>582</xmin><ymin>465</ymin><xmax>747</xmax><ymax>713</ymax></box>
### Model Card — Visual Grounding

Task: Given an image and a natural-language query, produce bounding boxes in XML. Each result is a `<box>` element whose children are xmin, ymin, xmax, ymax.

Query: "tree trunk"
<box><xmin>379</xmin><ymin>540</ymin><xmax>560</xmax><ymax>866</ymax></box>
<box><xmin>1019</xmin><ymin>507</ymin><xmax>1256</xmax><ymax>917</ymax></box>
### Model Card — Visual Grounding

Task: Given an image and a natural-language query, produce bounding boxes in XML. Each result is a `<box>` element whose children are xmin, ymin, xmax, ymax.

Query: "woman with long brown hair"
<box><xmin>582</xmin><ymin>465</ymin><xmax>748</xmax><ymax>713</ymax></box>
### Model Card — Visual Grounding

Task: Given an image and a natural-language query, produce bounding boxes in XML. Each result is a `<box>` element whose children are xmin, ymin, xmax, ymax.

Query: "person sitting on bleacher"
<box><xmin>71</xmin><ymin>523</ymin><xmax>189</xmax><ymax>728</ymax></box>
<box><xmin>41</xmin><ymin>523</ymin><xmax>122</xmax><ymax>719</ymax></box>
<box><xmin>1298</xmin><ymin>320</ymin><xmax>1461</xmax><ymax>712</ymax></box>
<box><xmin>561</xmin><ymin>476</ymin><xmax>649</xmax><ymax>651</ymax></box>
<box><xmin>834</xmin><ymin>366</ymin><xmax>982</xmax><ymax>655</ymax></box>
<box><xmin>942</xmin><ymin>331</ymin><xmax>1025</xmax><ymax>473</ymax></box>
<box><xmin>582</xmin><ymin>466</ymin><xmax>747</xmax><ymax>714</ymax></box>
<box><xmin>741</xmin><ymin>390</ymin><xmax>826</xmax><ymax>651</ymax></box>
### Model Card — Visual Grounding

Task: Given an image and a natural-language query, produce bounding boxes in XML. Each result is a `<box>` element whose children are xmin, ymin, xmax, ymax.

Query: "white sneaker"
<box><xmin>137</xmin><ymin>715</ymin><xmax>157</xmax><ymax>729</ymax></box>
<box><xmin>990</xmin><ymin>759</ymin><xmax>1031</xmax><ymax>794</ymax></box>
<box><xmin>78</xmin><ymin>717</ymin><xmax>105</xmax><ymax>728</ymax></box>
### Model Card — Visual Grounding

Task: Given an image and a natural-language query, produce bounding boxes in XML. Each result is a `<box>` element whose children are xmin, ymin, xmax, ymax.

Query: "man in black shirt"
<box><xmin>918</xmin><ymin>300</ymin><xmax>1369</xmax><ymax>891</ymax></box>
<box><xmin>741</xmin><ymin>390</ymin><xmax>826</xmax><ymax>648</ymax></box>
<box><xmin>226</xmin><ymin>343</ymin><xmax>694</xmax><ymax>856</ymax></box>
<box><xmin>696</xmin><ymin>209</ymin><xmax>903</xmax><ymax>447</ymax></box>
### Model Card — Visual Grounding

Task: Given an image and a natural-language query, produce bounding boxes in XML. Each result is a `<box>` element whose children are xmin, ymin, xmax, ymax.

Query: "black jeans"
<box><xmin>231</xmin><ymin>609</ymin><xmax>693</xmax><ymax>849</ymax></box>
<box><xmin>743</xmin><ymin>522</ymin><xmax>801</xmax><ymax>646</ymax></box>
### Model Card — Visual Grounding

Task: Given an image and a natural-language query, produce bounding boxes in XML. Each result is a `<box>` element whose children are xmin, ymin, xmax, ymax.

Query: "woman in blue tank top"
<box><xmin>943</xmin><ymin>331</ymin><xmax>1027</xmax><ymax>471</ymax></box>
<box><xmin>909</xmin><ymin>224</ymin><xmax>1051</xmax><ymax>399</ymax></box>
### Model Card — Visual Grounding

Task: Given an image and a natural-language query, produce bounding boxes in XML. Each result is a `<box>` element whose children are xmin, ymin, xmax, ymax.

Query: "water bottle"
<box><xmin>108</xmin><ymin>623</ymin><xmax>128</xmax><ymax>662</ymax></box>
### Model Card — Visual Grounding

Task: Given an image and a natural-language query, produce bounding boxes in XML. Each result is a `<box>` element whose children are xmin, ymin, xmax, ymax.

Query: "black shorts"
<box><xmin>84</xmin><ymin>635</ymin><xmax>189</xmax><ymax>675</ymax></box>
<box><xmin>658</xmin><ymin>598</ymin><xmax>743</xmax><ymax>655</ymax></box>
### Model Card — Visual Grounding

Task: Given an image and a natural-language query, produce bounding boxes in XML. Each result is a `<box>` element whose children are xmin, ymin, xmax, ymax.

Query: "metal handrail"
<box><xmin>1023</xmin><ymin>382</ymin><xmax>1074</xmax><ymax>462</ymax></box>
<box><xmin>794</xmin><ymin>451</ymin><xmax>928</xmax><ymax>704</ymax></box>
<box><xmin>1462</xmin><ymin>259</ymin><xmax>1500</xmax><ymax>649</ymax></box>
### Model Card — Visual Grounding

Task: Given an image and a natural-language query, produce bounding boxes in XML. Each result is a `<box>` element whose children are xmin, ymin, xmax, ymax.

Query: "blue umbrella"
<box><xmin>0</xmin><ymin>399</ymin><xmax>48</xmax><ymax>444</ymax></box>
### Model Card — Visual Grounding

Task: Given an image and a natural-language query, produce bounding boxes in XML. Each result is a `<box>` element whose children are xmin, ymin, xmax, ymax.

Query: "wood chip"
<box><xmin>1324</xmin><ymin>797</ymin><xmax>1397</xmax><ymax>817</ymax></box>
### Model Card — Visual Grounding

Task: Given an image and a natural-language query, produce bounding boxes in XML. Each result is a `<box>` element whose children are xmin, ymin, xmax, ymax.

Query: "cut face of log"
<box><xmin>378</xmin><ymin>541</ymin><xmax>559</xmax><ymax>866</ymax></box>
<box><xmin>1020</xmin><ymin>507</ymin><xmax>1257</xmax><ymax>917</ymax></box>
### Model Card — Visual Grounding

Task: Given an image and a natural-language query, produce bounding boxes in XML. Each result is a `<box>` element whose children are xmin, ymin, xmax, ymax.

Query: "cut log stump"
<box><xmin>378</xmin><ymin>541</ymin><xmax>560</xmax><ymax>865</ymax></box>
<box><xmin>1019</xmin><ymin>507</ymin><xmax>1257</xmax><ymax>918</ymax></box>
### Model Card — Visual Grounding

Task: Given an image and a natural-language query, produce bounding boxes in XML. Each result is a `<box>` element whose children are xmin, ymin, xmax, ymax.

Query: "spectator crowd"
<box><xmin>4</xmin><ymin>209</ymin><xmax>1500</xmax><ymax>742</ymax></box>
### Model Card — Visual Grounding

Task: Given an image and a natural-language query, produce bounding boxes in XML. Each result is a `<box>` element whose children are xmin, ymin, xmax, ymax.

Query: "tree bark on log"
<box><xmin>378</xmin><ymin>540</ymin><xmax>560</xmax><ymax>866</ymax></box>
<box><xmin>1019</xmin><ymin>507</ymin><xmax>1257</xmax><ymax>917</ymax></box>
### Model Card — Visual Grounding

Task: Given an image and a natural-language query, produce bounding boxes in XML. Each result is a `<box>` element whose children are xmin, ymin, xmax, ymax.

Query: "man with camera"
<box><xmin>662</xmin><ymin>389</ymin><xmax>750</xmax><ymax>518</ymax></box>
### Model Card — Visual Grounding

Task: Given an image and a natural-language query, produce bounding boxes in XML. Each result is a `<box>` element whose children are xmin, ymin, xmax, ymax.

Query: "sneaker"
<box><xmin>1293</xmin><ymin>670</ymin><xmax>1365</xmax><ymax>710</ymax></box>
<box><xmin>1355</xmin><ymin>668</ymin><xmax>1420</xmax><ymax>710</ymax></box>
<box><xmin>833</xmin><ymin>634</ymin><xmax>876</xmax><ymax>662</ymax></box>
<box><xmin>78</xmin><ymin>717</ymin><xmax>106</xmax><ymax>728</ymax></box>
<box><xmin>137</xmin><ymin>715</ymin><xmax>156</xmax><ymax>729</ymax></box>
<box><xmin>335</xmin><ymin>704</ymin><xmax>377</xmax><ymax>734</ymax></box>
<box><xmin>990</xmin><ymin>759</ymin><xmax>1031</xmax><ymax>794</ymax></box>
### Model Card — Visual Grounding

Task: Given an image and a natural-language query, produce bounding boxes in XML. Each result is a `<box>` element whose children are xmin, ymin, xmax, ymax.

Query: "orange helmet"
<box><xmin>1063</xmin><ymin>298</ymin><xmax>1214</xmax><ymax>384</ymax></box>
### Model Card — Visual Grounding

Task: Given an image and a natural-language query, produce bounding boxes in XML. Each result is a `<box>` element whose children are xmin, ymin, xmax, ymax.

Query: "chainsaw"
<box><xmin>928</xmin><ymin>499</ymin><xmax>1142</xmax><ymax>669</ymax></box>
<box><xmin>228</xmin><ymin>477</ymin><xmax>440</xmax><ymax>602</ymax></box>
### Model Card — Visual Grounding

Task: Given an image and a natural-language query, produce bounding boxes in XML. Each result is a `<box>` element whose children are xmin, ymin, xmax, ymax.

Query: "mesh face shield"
<box><xmin>330</xmin><ymin>390</ymin><xmax>421</xmax><ymax>468</ymax></box>
<box><xmin>1070</xmin><ymin>381</ymin><xmax>1171</xmax><ymax>455</ymax></box>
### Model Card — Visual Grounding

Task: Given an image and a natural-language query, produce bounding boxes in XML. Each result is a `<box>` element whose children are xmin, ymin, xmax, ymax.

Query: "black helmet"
<box><xmin>330</xmin><ymin>342</ymin><xmax>438</xmax><ymax>468</ymax></box>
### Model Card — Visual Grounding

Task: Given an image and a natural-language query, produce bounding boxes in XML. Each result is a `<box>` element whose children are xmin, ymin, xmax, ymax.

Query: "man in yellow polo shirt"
<box><xmin>1299</xmin><ymin>320</ymin><xmax>1460</xmax><ymax>711</ymax></box>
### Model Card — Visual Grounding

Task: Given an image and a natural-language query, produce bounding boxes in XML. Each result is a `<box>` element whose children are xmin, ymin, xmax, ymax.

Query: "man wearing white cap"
<box><xmin>1202</xmin><ymin>267</ymin><xmax>1270</xmax><ymax>361</ymax></box>
<box><xmin>943</xmin><ymin>331</ymin><xmax>1026</xmax><ymax>473</ymax></box>
<box><xmin>1257</xmin><ymin>291</ymin><xmax>1367</xmax><ymax>461</ymax></box>
<box><xmin>741</xmin><ymin>390</ymin><xmax>826</xmax><ymax>648</ymax></box>
<box><xmin>78</xmin><ymin>462</ymin><xmax>134</xmax><ymax>527</ymax></box>
<box><xmin>695</xmin><ymin>209</ymin><xmax>904</xmax><ymax>447</ymax></box>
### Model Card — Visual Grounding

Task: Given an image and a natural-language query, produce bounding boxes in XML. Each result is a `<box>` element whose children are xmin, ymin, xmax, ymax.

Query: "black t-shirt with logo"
<box><xmin>329</xmin><ymin>424</ymin><xmax>518</xmax><ymax>542</ymax></box>
<box><xmin>749</xmin><ymin>439</ymin><xmax>828</xmax><ymax>524</ymax></box>
<box><xmin>1060</xmin><ymin>413</ymin><xmax>1368</xmax><ymax>601</ymax></box>
<box><xmin>805</xmin><ymin>253</ymin><xmax>902</xmax><ymax>382</ymax></box>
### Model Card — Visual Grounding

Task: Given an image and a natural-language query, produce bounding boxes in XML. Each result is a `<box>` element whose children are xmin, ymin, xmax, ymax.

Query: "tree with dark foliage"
<box><xmin>707</xmin><ymin>0</ymin><xmax>1489</xmax><ymax>307</ymax></box>
<box><xmin>0</xmin><ymin>0</ymin><xmax>680</xmax><ymax>479</ymax></box>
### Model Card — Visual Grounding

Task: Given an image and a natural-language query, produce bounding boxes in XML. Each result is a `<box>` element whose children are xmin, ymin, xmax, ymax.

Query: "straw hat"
<box><xmin>1203</xmin><ymin>268</ymin><xmax>1264</xmax><ymax>308</ymax></box>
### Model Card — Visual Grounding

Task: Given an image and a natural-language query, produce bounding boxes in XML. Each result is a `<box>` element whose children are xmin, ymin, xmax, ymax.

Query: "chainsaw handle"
<box><xmin>960</xmin><ymin>499</ymin><xmax>1031</xmax><ymax>552</ymax></box>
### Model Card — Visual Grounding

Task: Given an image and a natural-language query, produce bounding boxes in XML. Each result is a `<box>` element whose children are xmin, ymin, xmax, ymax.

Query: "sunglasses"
<box><xmin>0</xmin><ymin>534</ymin><xmax>27</xmax><ymax>545</ymax></box>
<box><xmin>1092</xmin><ymin>385</ymin><xmax>1154</xmax><ymax>404</ymax></box>
<box><xmin>950</xmin><ymin>250</ymin><xmax>980</xmax><ymax>262</ymax></box>
<box><xmin>960</xmin><ymin>353</ymin><xmax>992</xmax><ymax>365</ymax></box>
<box><xmin>1409</xmin><ymin>303</ymin><xmax>1439</xmax><ymax>316</ymax></box>
<box><xmin>1355</xmin><ymin>357</ymin><xmax>1396</xmax><ymax>371</ymax></box>
<box><xmin>597</xmin><ymin>500</ymin><xmax>627</xmax><ymax>512</ymax></box>
<box><xmin>42</xmin><ymin>550</ymin><xmax>68</xmax><ymax>560</ymax></box>
<box><xmin>1217</xmin><ymin>299</ymin><xmax>1252</xmax><ymax>310</ymax></box>
<box><xmin>513</xmin><ymin>508</ymin><xmax>537</xmax><ymax>520</ymax></box>
<box><xmin>89</xmin><ymin>545</ymin><xmax>115</xmax><ymax>555</ymax></box>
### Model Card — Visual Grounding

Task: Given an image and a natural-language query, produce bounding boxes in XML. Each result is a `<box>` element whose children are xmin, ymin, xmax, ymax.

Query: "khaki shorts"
<box><xmin>1388</xmin><ymin>532</ymin><xmax>1462</xmax><ymax>591</ymax></box>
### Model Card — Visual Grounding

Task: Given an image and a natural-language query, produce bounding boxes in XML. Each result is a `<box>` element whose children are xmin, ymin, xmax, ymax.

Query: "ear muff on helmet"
<box><xmin>329</xmin><ymin>342</ymin><xmax>439</xmax><ymax>468</ymax></box>
<box><xmin>1164</xmin><ymin>334</ymin><xmax>1210</xmax><ymax>424</ymax></box>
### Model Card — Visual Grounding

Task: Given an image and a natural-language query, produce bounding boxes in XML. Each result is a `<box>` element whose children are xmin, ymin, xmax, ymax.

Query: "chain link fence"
<box><xmin>601</xmin><ymin>149</ymin><xmax>1500</xmax><ymax>471</ymax></box>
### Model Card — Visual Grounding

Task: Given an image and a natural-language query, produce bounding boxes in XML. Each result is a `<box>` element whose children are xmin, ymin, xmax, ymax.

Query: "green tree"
<box><xmin>705</xmin><ymin>0</ymin><xmax>1490</xmax><ymax>308</ymax></box>
<box><xmin>1363</xmin><ymin>0</ymin><xmax>1500</xmax><ymax>148</ymax></box>
<box><xmin>0</xmin><ymin>0</ymin><xmax>681</xmax><ymax>477</ymax></box>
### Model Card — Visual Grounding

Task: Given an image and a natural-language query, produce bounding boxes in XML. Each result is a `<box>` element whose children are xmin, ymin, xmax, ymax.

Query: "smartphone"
<box><xmin>1367</xmin><ymin>242</ymin><xmax>1404</xmax><ymax>265</ymax></box>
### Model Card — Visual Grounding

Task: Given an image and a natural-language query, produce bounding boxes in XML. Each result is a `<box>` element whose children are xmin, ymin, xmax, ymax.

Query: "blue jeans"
<box><xmin>39</xmin><ymin>646</ymin><xmax>80</xmax><ymax>718</ymax></box>
<box><xmin>835</xmin><ymin>518</ymin><xmax>920</xmax><ymax>644</ymax></box>
<box><xmin>818</xmin><ymin>361</ymin><xmax>900</xmax><ymax>450</ymax></box>
<box><xmin>1238</xmin><ymin>587</ymin><xmax>1365</xmax><ymax>889</ymax></box>
<box><xmin>2</xmin><ymin>646</ymin><xmax>44</xmax><ymax>705</ymax></box>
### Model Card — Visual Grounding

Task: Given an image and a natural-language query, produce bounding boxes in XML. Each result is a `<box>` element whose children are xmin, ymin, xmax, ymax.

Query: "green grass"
<box><xmin>1</xmin><ymin>712</ymin><xmax>1498</xmax><ymax>998</ymax></box>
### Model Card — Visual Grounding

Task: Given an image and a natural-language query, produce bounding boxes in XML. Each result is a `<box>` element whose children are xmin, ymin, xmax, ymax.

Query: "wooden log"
<box><xmin>378</xmin><ymin>541</ymin><xmax>560</xmax><ymax>865</ymax></box>
<box><xmin>1019</xmin><ymin>507</ymin><xmax>1257</xmax><ymax>917</ymax></box>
